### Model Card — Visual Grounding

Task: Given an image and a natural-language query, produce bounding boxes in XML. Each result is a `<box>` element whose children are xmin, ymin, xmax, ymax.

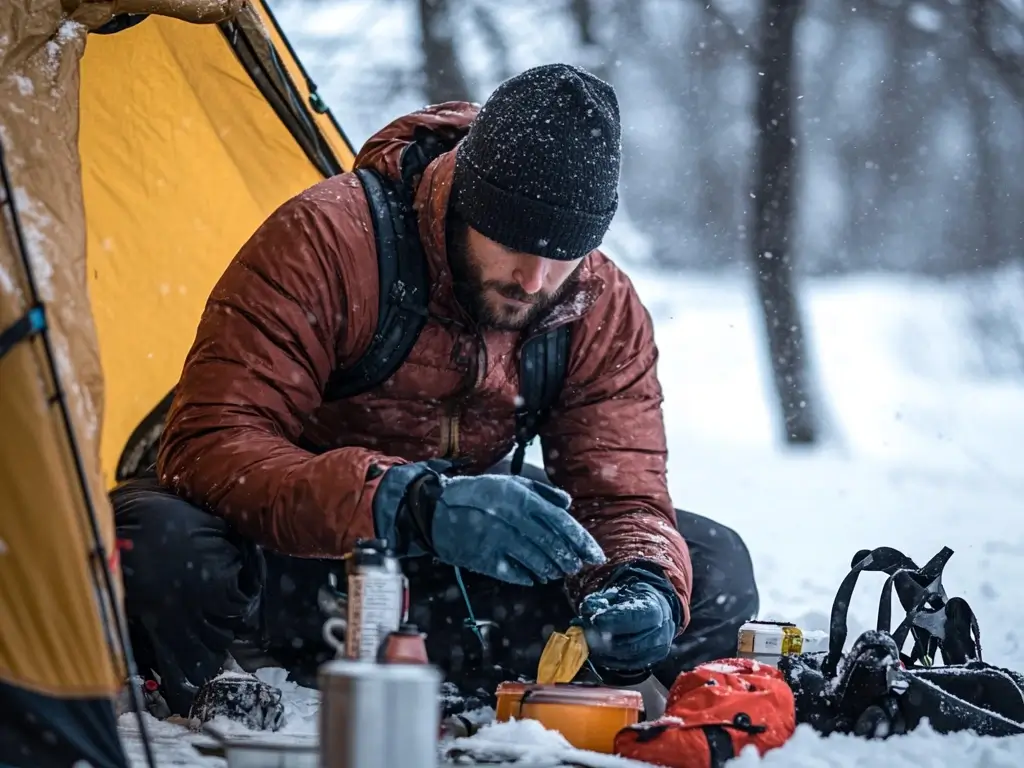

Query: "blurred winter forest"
<box><xmin>269</xmin><ymin>0</ymin><xmax>1024</xmax><ymax>443</ymax></box>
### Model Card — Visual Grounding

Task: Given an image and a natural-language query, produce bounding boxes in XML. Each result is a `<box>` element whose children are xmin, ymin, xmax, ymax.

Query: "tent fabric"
<box><xmin>80</xmin><ymin>3</ymin><xmax>356</xmax><ymax>484</ymax></box>
<box><xmin>0</xmin><ymin>680</ymin><xmax>127</xmax><ymax>768</ymax></box>
<box><xmin>1</xmin><ymin>0</ymin><xmax>355</xmax><ymax>764</ymax></box>
<box><xmin>0</xmin><ymin>0</ymin><xmax>123</xmax><ymax>704</ymax></box>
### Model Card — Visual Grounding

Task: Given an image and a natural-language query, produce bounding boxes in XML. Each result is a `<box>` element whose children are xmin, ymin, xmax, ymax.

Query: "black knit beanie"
<box><xmin>451</xmin><ymin>63</ymin><xmax>621</xmax><ymax>261</ymax></box>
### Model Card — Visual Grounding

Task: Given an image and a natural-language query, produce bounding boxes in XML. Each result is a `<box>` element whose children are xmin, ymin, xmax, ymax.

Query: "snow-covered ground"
<box><xmin>119</xmin><ymin>267</ymin><xmax>1024</xmax><ymax>766</ymax></box>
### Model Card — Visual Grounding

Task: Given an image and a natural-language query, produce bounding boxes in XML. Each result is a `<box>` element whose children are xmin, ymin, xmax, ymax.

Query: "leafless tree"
<box><xmin>418</xmin><ymin>0</ymin><xmax>472</xmax><ymax>103</ymax></box>
<box><xmin>568</xmin><ymin>0</ymin><xmax>610</xmax><ymax>83</ymax></box>
<box><xmin>750</xmin><ymin>0</ymin><xmax>819</xmax><ymax>444</ymax></box>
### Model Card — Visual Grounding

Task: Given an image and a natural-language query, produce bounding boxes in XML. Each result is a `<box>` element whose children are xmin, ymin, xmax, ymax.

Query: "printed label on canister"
<box><xmin>737</xmin><ymin>622</ymin><xmax>804</xmax><ymax>657</ymax></box>
<box><xmin>346</xmin><ymin>572</ymin><xmax>404</xmax><ymax>661</ymax></box>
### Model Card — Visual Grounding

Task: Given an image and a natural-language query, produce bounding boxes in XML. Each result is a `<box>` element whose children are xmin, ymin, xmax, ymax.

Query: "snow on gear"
<box><xmin>578</xmin><ymin>562</ymin><xmax>683</xmax><ymax>672</ymax></box>
<box><xmin>779</xmin><ymin>545</ymin><xmax>1024</xmax><ymax>739</ymax></box>
<box><xmin>374</xmin><ymin>463</ymin><xmax>606</xmax><ymax>585</ymax></box>
<box><xmin>189</xmin><ymin>672</ymin><xmax>285</xmax><ymax>732</ymax></box>
<box><xmin>613</xmin><ymin>657</ymin><xmax>796</xmax><ymax>767</ymax></box>
<box><xmin>451</xmin><ymin>63</ymin><xmax>622</xmax><ymax>262</ymax></box>
<box><xmin>110</xmin><ymin>464</ymin><xmax>758</xmax><ymax>719</ymax></box>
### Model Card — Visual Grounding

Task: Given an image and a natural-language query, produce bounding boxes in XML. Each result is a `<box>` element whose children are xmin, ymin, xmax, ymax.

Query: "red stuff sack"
<box><xmin>614</xmin><ymin>658</ymin><xmax>796</xmax><ymax>768</ymax></box>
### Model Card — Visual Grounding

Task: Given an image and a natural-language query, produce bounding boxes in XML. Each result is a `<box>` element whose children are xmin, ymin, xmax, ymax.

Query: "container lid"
<box><xmin>345</xmin><ymin>538</ymin><xmax>395</xmax><ymax>564</ymax></box>
<box><xmin>495</xmin><ymin>682</ymin><xmax>643</xmax><ymax>709</ymax></box>
<box><xmin>319</xmin><ymin>659</ymin><xmax>441</xmax><ymax>683</ymax></box>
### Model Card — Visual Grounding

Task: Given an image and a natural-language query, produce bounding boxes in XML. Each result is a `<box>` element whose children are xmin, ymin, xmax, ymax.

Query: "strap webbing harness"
<box><xmin>822</xmin><ymin>545</ymin><xmax>981</xmax><ymax>678</ymax></box>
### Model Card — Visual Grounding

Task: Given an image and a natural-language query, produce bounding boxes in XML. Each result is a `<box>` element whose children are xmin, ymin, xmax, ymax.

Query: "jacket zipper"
<box><xmin>449</xmin><ymin>410</ymin><xmax>460</xmax><ymax>456</ymax></box>
<box><xmin>440</xmin><ymin>331</ymin><xmax>485</xmax><ymax>458</ymax></box>
<box><xmin>442</xmin><ymin>316</ymin><xmax>576</xmax><ymax>458</ymax></box>
<box><xmin>440</xmin><ymin>401</ymin><xmax>455</xmax><ymax>457</ymax></box>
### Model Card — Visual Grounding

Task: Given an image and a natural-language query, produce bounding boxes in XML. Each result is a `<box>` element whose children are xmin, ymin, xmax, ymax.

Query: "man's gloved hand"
<box><xmin>578</xmin><ymin>563</ymin><xmax>682</xmax><ymax>672</ymax></box>
<box><xmin>372</xmin><ymin>461</ymin><xmax>607</xmax><ymax>585</ymax></box>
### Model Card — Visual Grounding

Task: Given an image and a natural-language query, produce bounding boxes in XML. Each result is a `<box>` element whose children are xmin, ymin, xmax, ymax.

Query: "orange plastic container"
<box><xmin>494</xmin><ymin>682</ymin><xmax>643</xmax><ymax>754</ymax></box>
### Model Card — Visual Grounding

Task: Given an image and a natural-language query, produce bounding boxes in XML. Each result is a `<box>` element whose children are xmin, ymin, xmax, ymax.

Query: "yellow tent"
<box><xmin>0</xmin><ymin>0</ymin><xmax>354</xmax><ymax>764</ymax></box>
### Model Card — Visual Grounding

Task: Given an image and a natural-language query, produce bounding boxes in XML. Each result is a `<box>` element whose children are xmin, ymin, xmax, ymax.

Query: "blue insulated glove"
<box><xmin>372</xmin><ymin>461</ymin><xmax>606</xmax><ymax>585</ymax></box>
<box><xmin>578</xmin><ymin>564</ymin><xmax>682</xmax><ymax>672</ymax></box>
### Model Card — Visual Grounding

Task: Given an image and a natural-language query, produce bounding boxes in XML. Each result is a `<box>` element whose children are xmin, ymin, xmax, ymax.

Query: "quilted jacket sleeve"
<box><xmin>541</xmin><ymin>260</ymin><xmax>693</xmax><ymax>630</ymax></box>
<box><xmin>157</xmin><ymin>177</ymin><xmax>407</xmax><ymax>558</ymax></box>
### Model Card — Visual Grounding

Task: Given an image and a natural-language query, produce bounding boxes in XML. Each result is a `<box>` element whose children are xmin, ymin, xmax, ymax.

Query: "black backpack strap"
<box><xmin>822</xmin><ymin>547</ymin><xmax>920</xmax><ymax>677</ymax></box>
<box><xmin>510</xmin><ymin>325</ymin><xmax>571</xmax><ymax>476</ymax></box>
<box><xmin>824</xmin><ymin>545</ymin><xmax>982</xmax><ymax>678</ymax></box>
<box><xmin>873</xmin><ymin>546</ymin><xmax>981</xmax><ymax>667</ymax></box>
<box><xmin>323</xmin><ymin>128</ymin><xmax>460</xmax><ymax>401</ymax></box>
<box><xmin>323</xmin><ymin>167</ymin><xmax>429</xmax><ymax>400</ymax></box>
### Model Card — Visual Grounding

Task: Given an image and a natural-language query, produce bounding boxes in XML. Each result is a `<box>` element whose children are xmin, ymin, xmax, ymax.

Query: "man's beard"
<box><xmin>447</xmin><ymin>220</ymin><xmax>580</xmax><ymax>332</ymax></box>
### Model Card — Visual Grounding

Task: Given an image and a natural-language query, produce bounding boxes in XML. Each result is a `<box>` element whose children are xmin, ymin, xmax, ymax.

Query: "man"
<box><xmin>113</xmin><ymin>63</ymin><xmax>759</xmax><ymax>721</ymax></box>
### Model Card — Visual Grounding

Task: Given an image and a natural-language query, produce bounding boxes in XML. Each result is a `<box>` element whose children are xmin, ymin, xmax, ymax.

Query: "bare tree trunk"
<box><xmin>750</xmin><ymin>0</ymin><xmax>819</xmax><ymax>445</ymax></box>
<box><xmin>694</xmin><ymin>14</ymin><xmax>746</xmax><ymax>269</ymax></box>
<box><xmin>569</xmin><ymin>0</ymin><xmax>609</xmax><ymax>83</ymax></box>
<box><xmin>965</xmin><ymin>0</ymin><xmax>1021</xmax><ymax>270</ymax></box>
<box><xmin>962</xmin><ymin>59</ymin><xmax>1003</xmax><ymax>269</ymax></box>
<box><xmin>418</xmin><ymin>0</ymin><xmax>471</xmax><ymax>104</ymax></box>
<box><xmin>471</xmin><ymin>3</ymin><xmax>512</xmax><ymax>83</ymax></box>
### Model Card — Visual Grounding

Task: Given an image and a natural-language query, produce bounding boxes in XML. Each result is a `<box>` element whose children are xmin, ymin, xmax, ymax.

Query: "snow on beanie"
<box><xmin>451</xmin><ymin>63</ymin><xmax>621</xmax><ymax>261</ymax></box>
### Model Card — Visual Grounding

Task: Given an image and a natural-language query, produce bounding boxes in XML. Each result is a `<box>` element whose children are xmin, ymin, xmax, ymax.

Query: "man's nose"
<box><xmin>513</xmin><ymin>256</ymin><xmax>548</xmax><ymax>294</ymax></box>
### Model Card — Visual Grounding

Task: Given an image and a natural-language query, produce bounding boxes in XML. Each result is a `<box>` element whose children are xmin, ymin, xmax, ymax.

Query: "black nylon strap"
<box><xmin>511</xmin><ymin>324</ymin><xmax>570</xmax><ymax>475</ymax></box>
<box><xmin>825</xmin><ymin>545</ymin><xmax>976</xmax><ymax>676</ymax></box>
<box><xmin>823</xmin><ymin>547</ymin><xmax>919</xmax><ymax>677</ymax></box>
<box><xmin>703</xmin><ymin>726</ymin><xmax>735</xmax><ymax>767</ymax></box>
<box><xmin>323</xmin><ymin>167</ymin><xmax>429</xmax><ymax>401</ymax></box>
<box><xmin>874</xmin><ymin>546</ymin><xmax>971</xmax><ymax>667</ymax></box>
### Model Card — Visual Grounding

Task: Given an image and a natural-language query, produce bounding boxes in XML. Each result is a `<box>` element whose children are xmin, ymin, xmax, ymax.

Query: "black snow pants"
<box><xmin>113</xmin><ymin>462</ymin><xmax>759</xmax><ymax>716</ymax></box>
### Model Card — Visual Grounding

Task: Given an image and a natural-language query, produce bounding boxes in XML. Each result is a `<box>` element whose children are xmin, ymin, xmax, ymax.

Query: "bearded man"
<box><xmin>112</xmin><ymin>63</ymin><xmax>759</xmax><ymax>722</ymax></box>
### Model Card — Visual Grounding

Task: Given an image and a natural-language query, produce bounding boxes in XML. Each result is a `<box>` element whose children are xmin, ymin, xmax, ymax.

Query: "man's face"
<box><xmin>448</xmin><ymin>220</ymin><xmax>584</xmax><ymax>331</ymax></box>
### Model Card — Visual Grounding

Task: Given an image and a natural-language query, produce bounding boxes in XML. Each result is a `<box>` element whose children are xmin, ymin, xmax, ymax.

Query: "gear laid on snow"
<box><xmin>778</xmin><ymin>545</ymin><xmax>1024</xmax><ymax>740</ymax></box>
<box><xmin>111</xmin><ymin>461</ymin><xmax>759</xmax><ymax>717</ymax></box>
<box><xmin>451</xmin><ymin>63</ymin><xmax>622</xmax><ymax>261</ymax></box>
<box><xmin>614</xmin><ymin>657</ymin><xmax>796</xmax><ymax>768</ymax></box>
<box><xmin>189</xmin><ymin>672</ymin><xmax>286</xmax><ymax>732</ymax></box>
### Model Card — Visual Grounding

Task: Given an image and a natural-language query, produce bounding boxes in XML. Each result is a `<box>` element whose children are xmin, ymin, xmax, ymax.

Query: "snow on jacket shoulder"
<box><xmin>157</xmin><ymin>101</ymin><xmax>692</xmax><ymax>624</ymax></box>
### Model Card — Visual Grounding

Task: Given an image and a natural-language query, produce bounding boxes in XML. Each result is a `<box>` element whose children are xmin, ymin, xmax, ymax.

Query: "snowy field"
<box><xmin>118</xmin><ymin>267</ymin><xmax>1024</xmax><ymax>766</ymax></box>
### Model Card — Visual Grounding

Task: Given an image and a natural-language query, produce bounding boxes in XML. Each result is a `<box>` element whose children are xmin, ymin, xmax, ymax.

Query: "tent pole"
<box><xmin>256</xmin><ymin>0</ymin><xmax>357</xmax><ymax>157</ymax></box>
<box><xmin>0</xmin><ymin>136</ymin><xmax>157</xmax><ymax>768</ymax></box>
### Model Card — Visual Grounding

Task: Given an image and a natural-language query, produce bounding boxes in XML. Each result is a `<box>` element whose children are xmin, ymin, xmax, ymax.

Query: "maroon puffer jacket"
<box><xmin>156</xmin><ymin>102</ymin><xmax>693</xmax><ymax>626</ymax></box>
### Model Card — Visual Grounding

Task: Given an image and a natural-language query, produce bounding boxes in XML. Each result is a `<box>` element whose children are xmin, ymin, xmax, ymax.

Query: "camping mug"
<box><xmin>319</xmin><ymin>659</ymin><xmax>442</xmax><ymax>768</ymax></box>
